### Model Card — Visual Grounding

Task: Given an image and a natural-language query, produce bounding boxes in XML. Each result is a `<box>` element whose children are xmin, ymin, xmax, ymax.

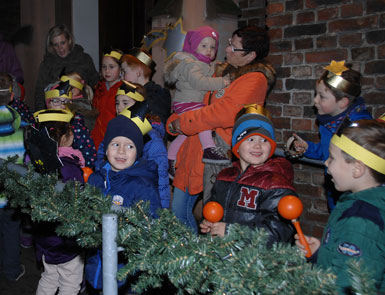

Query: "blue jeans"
<box><xmin>171</xmin><ymin>188</ymin><xmax>198</xmax><ymax>234</ymax></box>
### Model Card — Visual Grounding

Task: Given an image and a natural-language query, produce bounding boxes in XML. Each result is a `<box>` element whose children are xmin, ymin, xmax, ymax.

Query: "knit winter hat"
<box><xmin>182</xmin><ymin>26</ymin><xmax>219</xmax><ymax>64</ymax></box>
<box><xmin>232</xmin><ymin>106</ymin><xmax>276</xmax><ymax>159</ymax></box>
<box><xmin>103</xmin><ymin>115</ymin><xmax>143</xmax><ymax>159</ymax></box>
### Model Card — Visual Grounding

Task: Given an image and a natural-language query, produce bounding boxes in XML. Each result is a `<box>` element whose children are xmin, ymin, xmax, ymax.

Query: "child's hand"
<box><xmin>294</xmin><ymin>234</ymin><xmax>320</xmax><ymax>256</ymax></box>
<box><xmin>200</xmin><ymin>220</ymin><xmax>226</xmax><ymax>237</ymax></box>
<box><xmin>284</xmin><ymin>133</ymin><xmax>308</xmax><ymax>159</ymax></box>
<box><xmin>168</xmin><ymin>118</ymin><xmax>182</xmax><ymax>135</ymax></box>
<box><xmin>200</xmin><ymin>219</ymin><xmax>212</xmax><ymax>234</ymax></box>
<box><xmin>223</xmin><ymin>74</ymin><xmax>231</xmax><ymax>87</ymax></box>
<box><xmin>292</xmin><ymin>134</ymin><xmax>308</xmax><ymax>152</ymax></box>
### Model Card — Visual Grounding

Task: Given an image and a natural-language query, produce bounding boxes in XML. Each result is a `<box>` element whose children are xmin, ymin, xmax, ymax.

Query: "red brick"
<box><xmin>268</xmin><ymin>28</ymin><xmax>283</xmax><ymax>40</ymax></box>
<box><xmin>242</xmin><ymin>8</ymin><xmax>265</xmax><ymax>18</ymax></box>
<box><xmin>268</xmin><ymin>92</ymin><xmax>291</xmax><ymax>104</ymax></box>
<box><xmin>375</xmin><ymin>75</ymin><xmax>385</xmax><ymax>88</ymax></box>
<box><xmin>294</xmin><ymin>183</ymin><xmax>323</xmax><ymax>197</ymax></box>
<box><xmin>352</xmin><ymin>47</ymin><xmax>375</xmax><ymax>61</ymax></box>
<box><xmin>292</xmin><ymin>118</ymin><xmax>313</xmax><ymax>131</ymax></box>
<box><xmin>292</xmin><ymin>65</ymin><xmax>312</xmax><ymax>77</ymax></box>
<box><xmin>302</xmin><ymin>211</ymin><xmax>330</xmax><ymax>224</ymax></box>
<box><xmin>318</xmin><ymin>7</ymin><xmax>339</xmax><ymax>21</ymax></box>
<box><xmin>305</xmin><ymin>49</ymin><xmax>347</xmax><ymax>63</ymax></box>
<box><xmin>339</xmin><ymin>33</ymin><xmax>363</xmax><ymax>47</ymax></box>
<box><xmin>272</xmin><ymin>79</ymin><xmax>283</xmax><ymax>91</ymax></box>
<box><xmin>361</xmin><ymin>77</ymin><xmax>376</xmax><ymax>89</ymax></box>
<box><xmin>272</xmin><ymin>117</ymin><xmax>291</xmax><ymax>129</ymax></box>
<box><xmin>283</xmin><ymin>105</ymin><xmax>302</xmax><ymax>117</ymax></box>
<box><xmin>266</xmin><ymin>14</ymin><xmax>293</xmax><ymax>28</ymax></box>
<box><xmin>294</xmin><ymin>170</ymin><xmax>312</xmax><ymax>183</ymax></box>
<box><xmin>295</xmin><ymin>38</ymin><xmax>314</xmax><ymax>50</ymax></box>
<box><xmin>365</xmin><ymin>92</ymin><xmax>385</xmax><ymax>104</ymax></box>
<box><xmin>284</xmin><ymin>53</ymin><xmax>303</xmax><ymax>65</ymax></box>
<box><xmin>341</xmin><ymin>3</ymin><xmax>363</xmax><ymax>17</ymax></box>
<box><xmin>296</xmin><ymin>11</ymin><xmax>315</xmax><ymax>24</ymax></box>
<box><xmin>266</xmin><ymin>54</ymin><xmax>283</xmax><ymax>66</ymax></box>
<box><xmin>292</xmin><ymin>92</ymin><xmax>313</xmax><ymax>105</ymax></box>
<box><xmin>266</xmin><ymin>3</ymin><xmax>284</xmax><ymax>15</ymax></box>
<box><xmin>266</xmin><ymin>104</ymin><xmax>282</xmax><ymax>117</ymax></box>
<box><xmin>329</xmin><ymin>16</ymin><xmax>378</xmax><ymax>33</ymax></box>
<box><xmin>270</xmin><ymin>40</ymin><xmax>292</xmax><ymax>53</ymax></box>
<box><xmin>312</xmin><ymin>198</ymin><xmax>329</xmax><ymax>214</ymax></box>
<box><xmin>312</xmin><ymin>171</ymin><xmax>325</xmax><ymax>186</ymax></box>
<box><xmin>316</xmin><ymin>35</ymin><xmax>337</xmax><ymax>48</ymax></box>
<box><xmin>378</xmin><ymin>44</ymin><xmax>385</xmax><ymax>58</ymax></box>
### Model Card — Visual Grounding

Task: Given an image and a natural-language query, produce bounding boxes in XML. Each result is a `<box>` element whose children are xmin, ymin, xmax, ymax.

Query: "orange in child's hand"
<box><xmin>82</xmin><ymin>167</ymin><xmax>93</xmax><ymax>183</ymax></box>
<box><xmin>203</xmin><ymin>201</ymin><xmax>224</xmax><ymax>223</ymax></box>
<box><xmin>278</xmin><ymin>195</ymin><xmax>303</xmax><ymax>220</ymax></box>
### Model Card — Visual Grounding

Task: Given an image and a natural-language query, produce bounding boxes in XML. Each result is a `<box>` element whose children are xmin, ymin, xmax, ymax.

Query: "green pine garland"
<box><xmin>0</xmin><ymin>160</ymin><xmax>375</xmax><ymax>294</ymax></box>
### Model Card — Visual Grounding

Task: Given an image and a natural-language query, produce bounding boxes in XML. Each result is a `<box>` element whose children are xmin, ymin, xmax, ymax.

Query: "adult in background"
<box><xmin>167</xmin><ymin>26</ymin><xmax>276</xmax><ymax>233</ymax></box>
<box><xmin>34</xmin><ymin>24</ymin><xmax>99</xmax><ymax>111</ymax></box>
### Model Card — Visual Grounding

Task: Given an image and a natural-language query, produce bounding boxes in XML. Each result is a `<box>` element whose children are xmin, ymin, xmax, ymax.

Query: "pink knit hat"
<box><xmin>182</xmin><ymin>26</ymin><xmax>219</xmax><ymax>63</ymax></box>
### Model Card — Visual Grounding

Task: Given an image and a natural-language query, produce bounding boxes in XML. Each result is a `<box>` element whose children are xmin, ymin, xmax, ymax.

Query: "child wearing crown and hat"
<box><xmin>295</xmin><ymin>119</ymin><xmax>385</xmax><ymax>294</ymax></box>
<box><xmin>45</xmin><ymin>80</ymin><xmax>97</xmax><ymax>168</ymax></box>
<box><xmin>29</xmin><ymin>109</ymin><xmax>86</xmax><ymax>295</ymax></box>
<box><xmin>200</xmin><ymin>105</ymin><xmax>296</xmax><ymax>246</ymax></box>
<box><xmin>164</xmin><ymin>26</ymin><xmax>232</xmax><ymax>176</ymax></box>
<box><xmin>91</xmin><ymin>49</ymin><xmax>123</xmax><ymax>149</ymax></box>
<box><xmin>286</xmin><ymin>61</ymin><xmax>372</xmax><ymax>210</ymax></box>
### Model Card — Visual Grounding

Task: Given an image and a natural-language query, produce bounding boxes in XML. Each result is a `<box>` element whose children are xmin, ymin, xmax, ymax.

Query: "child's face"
<box><xmin>325</xmin><ymin>143</ymin><xmax>355</xmax><ymax>192</ymax></box>
<box><xmin>106</xmin><ymin>136</ymin><xmax>137</xmax><ymax>172</ymax></box>
<box><xmin>116</xmin><ymin>95</ymin><xmax>135</xmax><ymax>114</ymax></box>
<box><xmin>238</xmin><ymin>135</ymin><xmax>271</xmax><ymax>171</ymax></box>
<box><xmin>101</xmin><ymin>56</ymin><xmax>121</xmax><ymax>84</ymax></box>
<box><xmin>196</xmin><ymin>37</ymin><xmax>217</xmax><ymax>61</ymax></box>
<box><xmin>47</xmin><ymin>97</ymin><xmax>71</xmax><ymax>110</ymax></box>
<box><xmin>59</xmin><ymin>130</ymin><xmax>74</xmax><ymax>147</ymax></box>
<box><xmin>314</xmin><ymin>80</ymin><xmax>346</xmax><ymax>116</ymax></box>
<box><xmin>121</xmin><ymin>62</ymin><xmax>140</xmax><ymax>84</ymax></box>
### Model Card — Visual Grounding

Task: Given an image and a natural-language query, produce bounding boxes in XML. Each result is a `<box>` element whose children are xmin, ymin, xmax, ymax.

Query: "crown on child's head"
<box><xmin>130</xmin><ymin>47</ymin><xmax>156</xmax><ymax>71</ymax></box>
<box><xmin>104</xmin><ymin>50</ymin><xmax>122</xmax><ymax>60</ymax></box>
<box><xmin>322</xmin><ymin>60</ymin><xmax>361</xmax><ymax>97</ymax></box>
<box><xmin>0</xmin><ymin>85</ymin><xmax>12</xmax><ymax>94</ymax></box>
<box><xmin>119</xmin><ymin>108</ymin><xmax>152</xmax><ymax>135</ymax></box>
<box><xmin>116</xmin><ymin>80</ymin><xmax>145</xmax><ymax>102</ymax></box>
<box><xmin>33</xmin><ymin>109</ymin><xmax>74</xmax><ymax>123</ymax></box>
<box><xmin>243</xmin><ymin>104</ymin><xmax>272</xmax><ymax>119</ymax></box>
<box><xmin>45</xmin><ymin>80</ymin><xmax>72</xmax><ymax>100</ymax></box>
<box><xmin>60</xmin><ymin>75</ymin><xmax>84</xmax><ymax>90</ymax></box>
<box><xmin>331</xmin><ymin>118</ymin><xmax>385</xmax><ymax>175</ymax></box>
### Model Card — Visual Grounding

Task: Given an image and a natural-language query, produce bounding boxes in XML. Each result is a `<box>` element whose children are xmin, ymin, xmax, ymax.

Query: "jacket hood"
<box><xmin>163</xmin><ymin>52</ymin><xmax>198</xmax><ymax>85</ymax></box>
<box><xmin>100</xmin><ymin>158</ymin><xmax>158</xmax><ymax>181</ymax></box>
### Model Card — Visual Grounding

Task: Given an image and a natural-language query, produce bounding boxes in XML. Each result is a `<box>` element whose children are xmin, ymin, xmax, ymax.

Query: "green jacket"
<box><xmin>317</xmin><ymin>185</ymin><xmax>385</xmax><ymax>293</ymax></box>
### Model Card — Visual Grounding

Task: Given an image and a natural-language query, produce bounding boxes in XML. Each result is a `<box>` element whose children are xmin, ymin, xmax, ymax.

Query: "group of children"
<box><xmin>0</xmin><ymin>23</ymin><xmax>384</xmax><ymax>294</ymax></box>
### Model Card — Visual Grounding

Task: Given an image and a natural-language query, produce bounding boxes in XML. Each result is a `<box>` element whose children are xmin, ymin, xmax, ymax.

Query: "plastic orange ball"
<box><xmin>278</xmin><ymin>195</ymin><xmax>303</xmax><ymax>220</ymax></box>
<box><xmin>82</xmin><ymin>167</ymin><xmax>93</xmax><ymax>183</ymax></box>
<box><xmin>203</xmin><ymin>201</ymin><xmax>224</xmax><ymax>223</ymax></box>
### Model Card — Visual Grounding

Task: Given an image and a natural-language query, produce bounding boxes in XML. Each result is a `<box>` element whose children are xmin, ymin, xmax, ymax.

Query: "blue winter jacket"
<box><xmin>88</xmin><ymin>159</ymin><xmax>162</xmax><ymax>217</ymax></box>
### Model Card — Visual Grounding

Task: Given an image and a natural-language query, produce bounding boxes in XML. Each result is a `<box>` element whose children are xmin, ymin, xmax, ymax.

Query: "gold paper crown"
<box><xmin>331</xmin><ymin>133</ymin><xmax>385</xmax><ymax>175</ymax></box>
<box><xmin>33</xmin><ymin>109</ymin><xmax>74</xmax><ymax>123</ymax></box>
<box><xmin>322</xmin><ymin>60</ymin><xmax>361</xmax><ymax>97</ymax></box>
<box><xmin>116</xmin><ymin>80</ymin><xmax>144</xmax><ymax>102</ymax></box>
<box><xmin>0</xmin><ymin>85</ymin><xmax>12</xmax><ymax>94</ymax></box>
<box><xmin>119</xmin><ymin>108</ymin><xmax>152</xmax><ymax>135</ymax></box>
<box><xmin>377</xmin><ymin>112</ymin><xmax>385</xmax><ymax>122</ymax></box>
<box><xmin>130</xmin><ymin>48</ymin><xmax>156</xmax><ymax>71</ymax></box>
<box><xmin>104</xmin><ymin>50</ymin><xmax>122</xmax><ymax>60</ymax></box>
<box><xmin>60</xmin><ymin>75</ymin><xmax>84</xmax><ymax>90</ymax></box>
<box><xmin>45</xmin><ymin>88</ymin><xmax>73</xmax><ymax>100</ymax></box>
<box><xmin>243</xmin><ymin>104</ymin><xmax>272</xmax><ymax>120</ymax></box>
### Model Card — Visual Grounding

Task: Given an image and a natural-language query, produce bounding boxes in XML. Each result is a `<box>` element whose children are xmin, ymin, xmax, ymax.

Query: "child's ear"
<box><xmin>352</xmin><ymin>160</ymin><xmax>366</xmax><ymax>178</ymax></box>
<box><xmin>338</xmin><ymin>97</ymin><xmax>350</xmax><ymax>109</ymax></box>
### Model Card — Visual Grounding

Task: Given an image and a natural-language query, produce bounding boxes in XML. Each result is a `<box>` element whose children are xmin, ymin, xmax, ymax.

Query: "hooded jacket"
<box><xmin>208</xmin><ymin>158</ymin><xmax>296</xmax><ymax>245</ymax></box>
<box><xmin>34</xmin><ymin>44</ymin><xmax>99</xmax><ymax>111</ymax></box>
<box><xmin>167</xmin><ymin>61</ymin><xmax>276</xmax><ymax>195</ymax></box>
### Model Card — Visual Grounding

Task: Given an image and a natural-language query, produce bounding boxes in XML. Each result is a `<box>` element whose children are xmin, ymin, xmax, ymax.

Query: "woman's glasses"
<box><xmin>228</xmin><ymin>38</ymin><xmax>250</xmax><ymax>52</ymax></box>
<box><xmin>50</xmin><ymin>98</ymin><xmax>71</xmax><ymax>105</ymax></box>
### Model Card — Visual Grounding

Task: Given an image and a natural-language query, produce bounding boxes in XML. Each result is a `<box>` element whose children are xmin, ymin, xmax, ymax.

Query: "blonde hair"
<box><xmin>65</xmin><ymin>71</ymin><xmax>94</xmax><ymax>102</ymax></box>
<box><xmin>46</xmin><ymin>24</ymin><xmax>75</xmax><ymax>55</ymax></box>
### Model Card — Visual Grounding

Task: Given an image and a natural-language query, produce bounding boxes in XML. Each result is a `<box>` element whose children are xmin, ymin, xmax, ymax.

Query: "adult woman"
<box><xmin>34</xmin><ymin>24</ymin><xmax>99</xmax><ymax>111</ymax></box>
<box><xmin>167</xmin><ymin>26</ymin><xmax>276</xmax><ymax>233</ymax></box>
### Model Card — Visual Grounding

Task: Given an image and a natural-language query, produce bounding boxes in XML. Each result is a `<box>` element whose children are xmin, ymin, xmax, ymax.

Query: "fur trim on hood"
<box><xmin>163</xmin><ymin>52</ymin><xmax>197</xmax><ymax>86</ymax></box>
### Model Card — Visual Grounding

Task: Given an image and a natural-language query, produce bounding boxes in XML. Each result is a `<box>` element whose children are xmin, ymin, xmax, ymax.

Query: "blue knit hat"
<box><xmin>232</xmin><ymin>107</ymin><xmax>276</xmax><ymax>159</ymax></box>
<box><xmin>103</xmin><ymin>115</ymin><xmax>143</xmax><ymax>159</ymax></box>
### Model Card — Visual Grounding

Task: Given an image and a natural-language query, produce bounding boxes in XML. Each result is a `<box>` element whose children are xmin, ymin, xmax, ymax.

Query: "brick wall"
<box><xmin>239</xmin><ymin>0</ymin><xmax>385</xmax><ymax>238</ymax></box>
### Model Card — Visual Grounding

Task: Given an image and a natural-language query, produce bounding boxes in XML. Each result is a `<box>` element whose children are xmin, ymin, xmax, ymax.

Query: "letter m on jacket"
<box><xmin>237</xmin><ymin>187</ymin><xmax>259</xmax><ymax>210</ymax></box>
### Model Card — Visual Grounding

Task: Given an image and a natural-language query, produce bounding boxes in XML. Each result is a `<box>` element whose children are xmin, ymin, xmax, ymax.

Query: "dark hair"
<box><xmin>38</xmin><ymin>119</ymin><xmax>72</xmax><ymax>145</ymax></box>
<box><xmin>102</xmin><ymin>48</ymin><xmax>124</xmax><ymax>66</ymax></box>
<box><xmin>232</xmin><ymin>26</ymin><xmax>270</xmax><ymax>62</ymax></box>
<box><xmin>318</xmin><ymin>63</ymin><xmax>361</xmax><ymax>102</ymax></box>
<box><xmin>0</xmin><ymin>72</ymin><xmax>13</xmax><ymax>105</ymax></box>
<box><xmin>341</xmin><ymin>119</ymin><xmax>385</xmax><ymax>183</ymax></box>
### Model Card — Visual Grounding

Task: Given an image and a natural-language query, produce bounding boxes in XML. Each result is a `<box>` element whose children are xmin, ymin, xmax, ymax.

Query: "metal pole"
<box><xmin>102</xmin><ymin>214</ymin><xmax>118</xmax><ymax>295</ymax></box>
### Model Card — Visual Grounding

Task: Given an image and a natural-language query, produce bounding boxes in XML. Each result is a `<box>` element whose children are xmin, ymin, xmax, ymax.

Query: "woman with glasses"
<box><xmin>167</xmin><ymin>26</ymin><xmax>276</xmax><ymax>233</ymax></box>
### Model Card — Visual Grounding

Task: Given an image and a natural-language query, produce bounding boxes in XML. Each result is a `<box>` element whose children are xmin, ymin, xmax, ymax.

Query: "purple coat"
<box><xmin>0</xmin><ymin>34</ymin><xmax>24</xmax><ymax>83</ymax></box>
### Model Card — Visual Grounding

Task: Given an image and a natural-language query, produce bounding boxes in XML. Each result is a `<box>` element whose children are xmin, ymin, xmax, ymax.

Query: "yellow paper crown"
<box><xmin>130</xmin><ymin>48</ymin><xmax>156</xmax><ymax>71</ymax></box>
<box><xmin>104</xmin><ymin>50</ymin><xmax>122</xmax><ymax>60</ymax></box>
<box><xmin>377</xmin><ymin>112</ymin><xmax>385</xmax><ymax>122</ymax></box>
<box><xmin>243</xmin><ymin>104</ymin><xmax>272</xmax><ymax>120</ymax></box>
<box><xmin>116</xmin><ymin>81</ymin><xmax>144</xmax><ymax>102</ymax></box>
<box><xmin>60</xmin><ymin>75</ymin><xmax>84</xmax><ymax>90</ymax></box>
<box><xmin>33</xmin><ymin>109</ymin><xmax>74</xmax><ymax>123</ymax></box>
<box><xmin>322</xmin><ymin>60</ymin><xmax>361</xmax><ymax>97</ymax></box>
<box><xmin>119</xmin><ymin>109</ymin><xmax>152</xmax><ymax>135</ymax></box>
<box><xmin>331</xmin><ymin>134</ymin><xmax>385</xmax><ymax>175</ymax></box>
<box><xmin>45</xmin><ymin>87</ymin><xmax>73</xmax><ymax>100</ymax></box>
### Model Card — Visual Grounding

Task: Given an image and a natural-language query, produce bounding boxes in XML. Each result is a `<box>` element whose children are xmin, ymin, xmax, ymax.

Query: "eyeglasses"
<box><xmin>228</xmin><ymin>38</ymin><xmax>249</xmax><ymax>52</ymax></box>
<box><xmin>50</xmin><ymin>98</ymin><xmax>70</xmax><ymax>105</ymax></box>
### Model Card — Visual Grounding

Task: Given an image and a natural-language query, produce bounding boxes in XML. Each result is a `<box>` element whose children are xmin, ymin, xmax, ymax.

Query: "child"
<box><xmin>91</xmin><ymin>49</ymin><xmax>123</xmax><ymax>149</ymax></box>
<box><xmin>88</xmin><ymin>112</ymin><xmax>161</xmax><ymax>214</ymax></box>
<box><xmin>120</xmin><ymin>49</ymin><xmax>171</xmax><ymax>126</ymax></box>
<box><xmin>295</xmin><ymin>119</ymin><xmax>385</xmax><ymax>293</ymax></box>
<box><xmin>164</xmin><ymin>26</ymin><xmax>231</xmax><ymax>173</ymax></box>
<box><xmin>0</xmin><ymin>72</ymin><xmax>28</xmax><ymax>282</ymax></box>
<box><xmin>200</xmin><ymin>105</ymin><xmax>295</xmax><ymax>245</ymax></box>
<box><xmin>31</xmin><ymin>109</ymin><xmax>85</xmax><ymax>295</ymax></box>
<box><xmin>60</xmin><ymin>72</ymin><xmax>98</xmax><ymax>130</ymax></box>
<box><xmin>45</xmin><ymin>80</ymin><xmax>97</xmax><ymax>168</ymax></box>
<box><xmin>287</xmin><ymin>60</ymin><xmax>371</xmax><ymax>210</ymax></box>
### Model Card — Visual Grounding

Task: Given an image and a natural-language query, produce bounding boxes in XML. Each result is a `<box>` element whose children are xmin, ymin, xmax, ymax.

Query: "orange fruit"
<box><xmin>203</xmin><ymin>201</ymin><xmax>224</xmax><ymax>223</ymax></box>
<box><xmin>277</xmin><ymin>195</ymin><xmax>303</xmax><ymax>220</ymax></box>
<box><xmin>82</xmin><ymin>167</ymin><xmax>93</xmax><ymax>183</ymax></box>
